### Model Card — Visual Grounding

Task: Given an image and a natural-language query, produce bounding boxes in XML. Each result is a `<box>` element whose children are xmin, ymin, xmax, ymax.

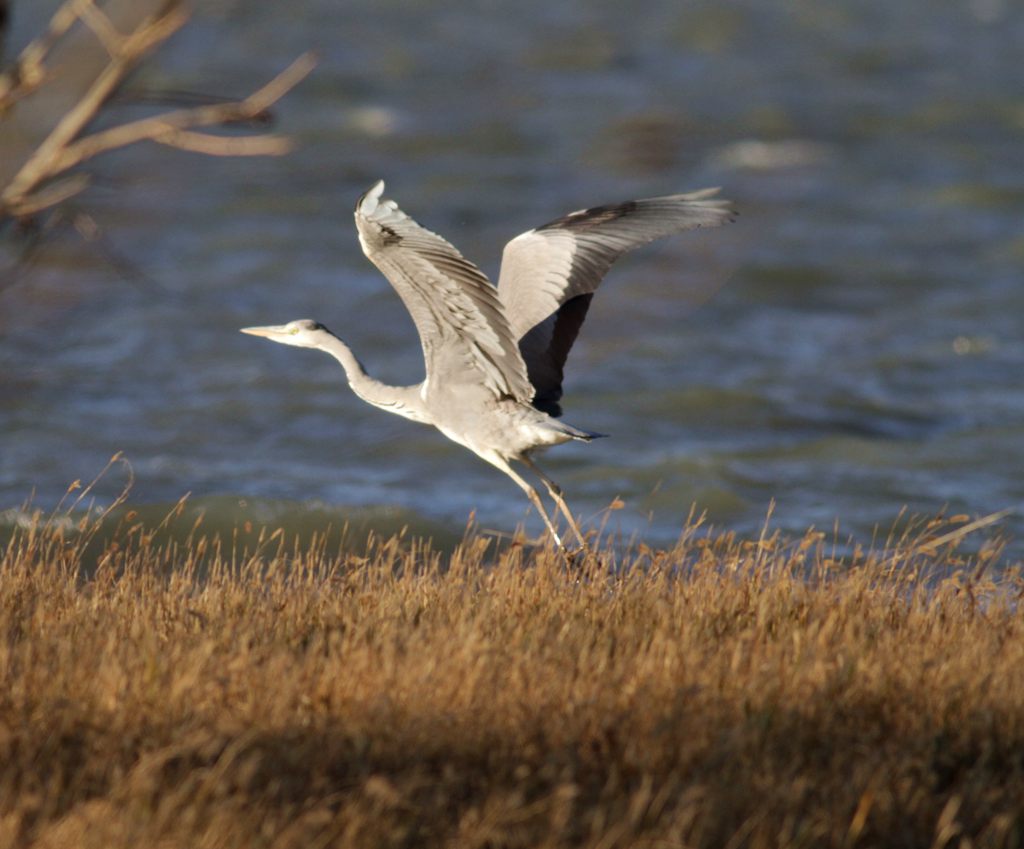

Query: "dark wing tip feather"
<box><xmin>534</xmin><ymin>189</ymin><xmax>735</xmax><ymax>235</ymax></box>
<box><xmin>536</xmin><ymin>200</ymin><xmax>640</xmax><ymax>232</ymax></box>
<box><xmin>531</xmin><ymin>396</ymin><xmax>563</xmax><ymax>417</ymax></box>
<box><xmin>501</xmin><ymin>186</ymin><xmax>736</xmax><ymax>419</ymax></box>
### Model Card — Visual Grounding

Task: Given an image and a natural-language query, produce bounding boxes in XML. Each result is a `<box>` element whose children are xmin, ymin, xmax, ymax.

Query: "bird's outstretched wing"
<box><xmin>497</xmin><ymin>190</ymin><xmax>734</xmax><ymax>416</ymax></box>
<box><xmin>354</xmin><ymin>181</ymin><xmax>534</xmax><ymax>402</ymax></box>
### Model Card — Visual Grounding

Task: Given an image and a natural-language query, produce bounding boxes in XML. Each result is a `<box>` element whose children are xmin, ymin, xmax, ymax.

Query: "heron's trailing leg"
<box><xmin>520</xmin><ymin>456</ymin><xmax>588</xmax><ymax>551</ymax></box>
<box><xmin>484</xmin><ymin>453</ymin><xmax>568</xmax><ymax>552</ymax></box>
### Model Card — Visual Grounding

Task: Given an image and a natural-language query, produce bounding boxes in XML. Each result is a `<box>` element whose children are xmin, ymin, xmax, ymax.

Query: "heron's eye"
<box><xmin>289</xmin><ymin>326</ymin><xmax>300</xmax><ymax>335</ymax></box>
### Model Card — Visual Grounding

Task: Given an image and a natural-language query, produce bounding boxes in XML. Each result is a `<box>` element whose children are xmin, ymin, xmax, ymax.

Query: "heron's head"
<box><xmin>240</xmin><ymin>319</ymin><xmax>331</xmax><ymax>349</ymax></box>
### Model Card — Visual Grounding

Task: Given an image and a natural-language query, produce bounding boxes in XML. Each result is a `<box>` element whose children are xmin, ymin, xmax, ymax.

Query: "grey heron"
<box><xmin>242</xmin><ymin>181</ymin><xmax>733</xmax><ymax>551</ymax></box>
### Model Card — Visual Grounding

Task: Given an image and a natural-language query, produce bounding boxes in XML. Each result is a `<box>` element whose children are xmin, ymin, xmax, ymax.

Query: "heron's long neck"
<box><xmin>316</xmin><ymin>333</ymin><xmax>430</xmax><ymax>424</ymax></box>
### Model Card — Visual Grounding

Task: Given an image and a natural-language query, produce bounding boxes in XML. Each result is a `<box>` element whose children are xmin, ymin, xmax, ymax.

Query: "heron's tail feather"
<box><xmin>556</xmin><ymin>421</ymin><xmax>608</xmax><ymax>442</ymax></box>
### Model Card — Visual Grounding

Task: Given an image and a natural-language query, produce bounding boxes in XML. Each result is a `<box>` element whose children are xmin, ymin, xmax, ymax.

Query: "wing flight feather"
<box><xmin>354</xmin><ymin>181</ymin><xmax>533</xmax><ymax>402</ymax></box>
<box><xmin>497</xmin><ymin>189</ymin><xmax>734</xmax><ymax>415</ymax></box>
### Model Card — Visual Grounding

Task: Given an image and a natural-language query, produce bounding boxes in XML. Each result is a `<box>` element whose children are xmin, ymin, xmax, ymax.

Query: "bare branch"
<box><xmin>0</xmin><ymin>1</ymin><xmax>315</xmax><ymax>221</ymax></box>
<box><xmin>150</xmin><ymin>128</ymin><xmax>293</xmax><ymax>157</ymax></box>
<box><xmin>50</xmin><ymin>52</ymin><xmax>315</xmax><ymax>173</ymax></box>
<box><xmin>73</xmin><ymin>0</ymin><xmax>127</xmax><ymax>59</ymax></box>
<box><xmin>1</xmin><ymin>5</ymin><xmax>190</xmax><ymax>208</ymax></box>
<box><xmin>9</xmin><ymin>174</ymin><xmax>92</xmax><ymax>216</ymax></box>
<box><xmin>0</xmin><ymin>0</ymin><xmax>95</xmax><ymax>108</ymax></box>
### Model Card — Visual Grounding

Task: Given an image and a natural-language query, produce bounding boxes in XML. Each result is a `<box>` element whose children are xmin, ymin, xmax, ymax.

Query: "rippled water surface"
<box><xmin>2</xmin><ymin>1</ymin><xmax>1022</xmax><ymax>555</ymax></box>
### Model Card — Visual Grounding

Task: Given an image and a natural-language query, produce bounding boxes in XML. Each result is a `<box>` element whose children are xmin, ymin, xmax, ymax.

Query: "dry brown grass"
<box><xmin>1</xmin><ymin>498</ymin><xmax>1023</xmax><ymax>849</ymax></box>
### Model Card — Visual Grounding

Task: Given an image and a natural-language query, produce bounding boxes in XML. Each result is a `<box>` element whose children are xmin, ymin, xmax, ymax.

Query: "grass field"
<box><xmin>1</xmin><ymin>494</ymin><xmax>1022</xmax><ymax>849</ymax></box>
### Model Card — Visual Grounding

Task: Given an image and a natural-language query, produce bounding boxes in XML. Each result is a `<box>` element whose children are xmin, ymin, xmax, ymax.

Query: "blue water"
<box><xmin>2</xmin><ymin>1</ymin><xmax>1022</xmax><ymax>557</ymax></box>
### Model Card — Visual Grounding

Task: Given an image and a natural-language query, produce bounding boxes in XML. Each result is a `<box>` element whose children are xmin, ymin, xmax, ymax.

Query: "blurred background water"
<box><xmin>1</xmin><ymin>0</ymin><xmax>1022</xmax><ymax>555</ymax></box>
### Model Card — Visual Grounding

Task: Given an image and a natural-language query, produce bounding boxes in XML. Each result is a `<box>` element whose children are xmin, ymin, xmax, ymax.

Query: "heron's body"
<box><xmin>243</xmin><ymin>181</ymin><xmax>733</xmax><ymax>550</ymax></box>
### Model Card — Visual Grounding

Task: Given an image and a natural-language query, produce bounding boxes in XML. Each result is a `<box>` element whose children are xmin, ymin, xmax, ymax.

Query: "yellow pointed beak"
<box><xmin>240</xmin><ymin>325</ymin><xmax>289</xmax><ymax>338</ymax></box>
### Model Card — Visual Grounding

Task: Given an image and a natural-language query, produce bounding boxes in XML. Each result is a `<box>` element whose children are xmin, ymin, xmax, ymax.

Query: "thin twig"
<box><xmin>73</xmin><ymin>0</ymin><xmax>127</xmax><ymax>59</ymax></box>
<box><xmin>0</xmin><ymin>1</ymin><xmax>85</xmax><ymax>106</ymax></box>
<box><xmin>1</xmin><ymin>2</ymin><xmax>190</xmax><ymax>211</ymax></box>
<box><xmin>0</xmin><ymin>1</ymin><xmax>315</xmax><ymax>220</ymax></box>
<box><xmin>51</xmin><ymin>52</ymin><xmax>315</xmax><ymax>172</ymax></box>
<box><xmin>9</xmin><ymin>174</ymin><xmax>92</xmax><ymax>216</ymax></box>
<box><xmin>150</xmin><ymin>127</ymin><xmax>293</xmax><ymax>157</ymax></box>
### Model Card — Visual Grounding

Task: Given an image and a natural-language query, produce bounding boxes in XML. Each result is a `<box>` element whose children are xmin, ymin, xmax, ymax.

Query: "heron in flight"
<box><xmin>242</xmin><ymin>181</ymin><xmax>733</xmax><ymax>551</ymax></box>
